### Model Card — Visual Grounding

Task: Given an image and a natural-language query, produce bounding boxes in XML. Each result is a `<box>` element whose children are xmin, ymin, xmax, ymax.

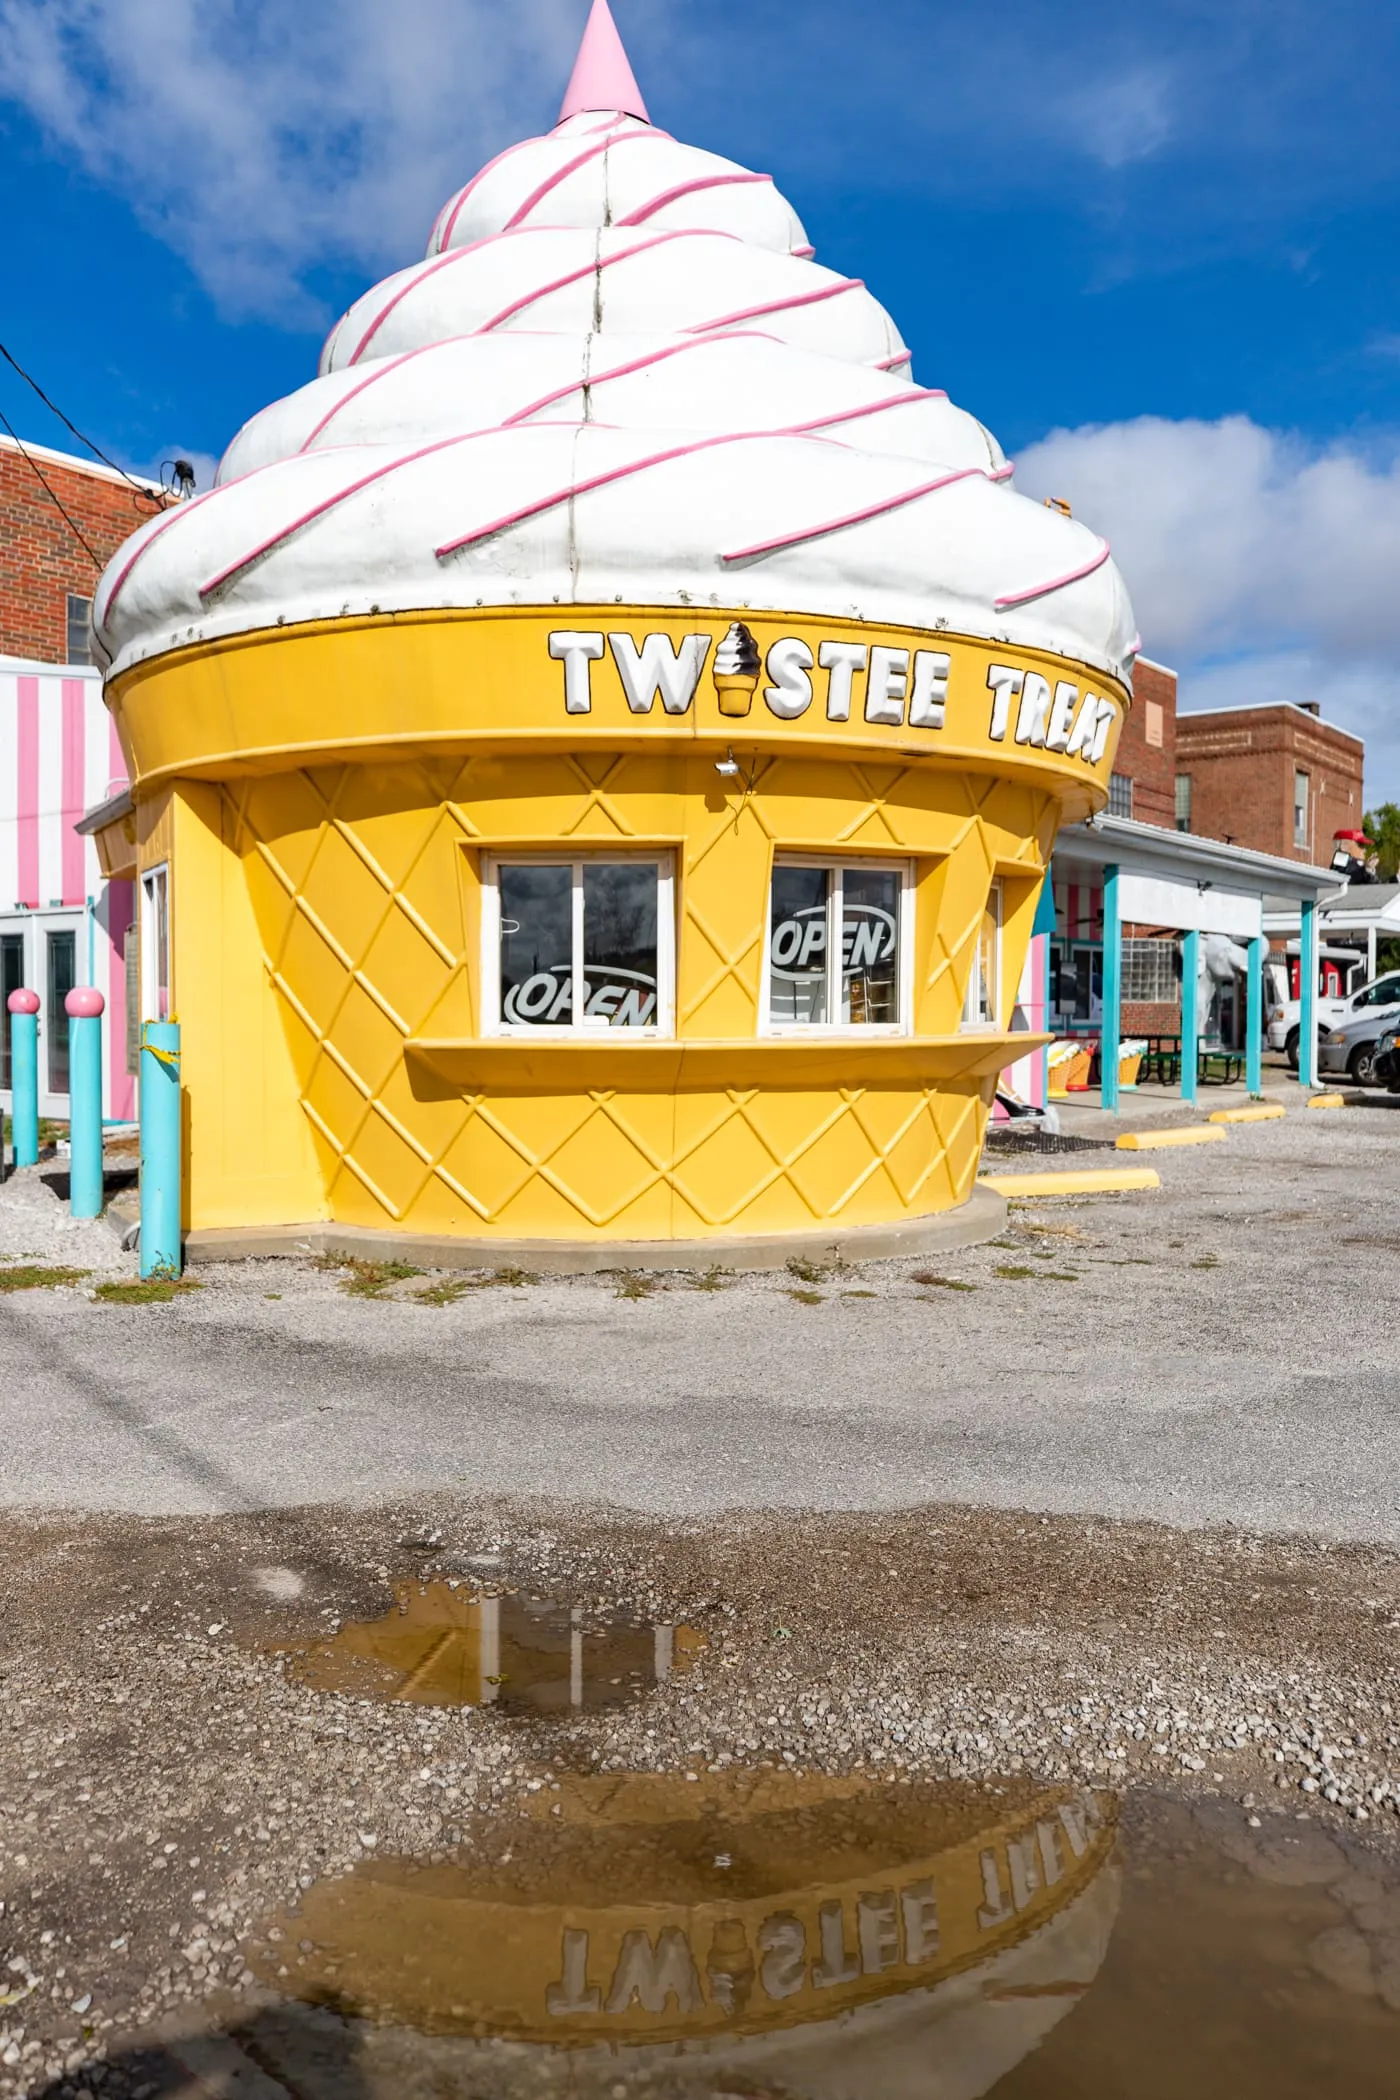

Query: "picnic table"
<box><xmin>1141</xmin><ymin>1034</ymin><xmax>1244</xmax><ymax>1086</ymax></box>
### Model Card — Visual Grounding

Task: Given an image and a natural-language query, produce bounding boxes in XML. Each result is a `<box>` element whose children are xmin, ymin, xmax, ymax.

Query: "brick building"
<box><xmin>1105</xmin><ymin>657</ymin><xmax>1176</xmax><ymax>828</ymax></box>
<box><xmin>1</xmin><ymin>432</ymin><xmax>163</xmax><ymax>666</ymax></box>
<box><xmin>1174</xmin><ymin>702</ymin><xmax>1364</xmax><ymax>864</ymax></box>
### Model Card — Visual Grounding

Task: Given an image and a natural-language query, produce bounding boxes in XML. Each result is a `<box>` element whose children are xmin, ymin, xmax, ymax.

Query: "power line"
<box><xmin>0</xmin><ymin>338</ymin><xmax>157</xmax><ymax>504</ymax></box>
<box><xmin>0</xmin><ymin>403</ymin><xmax>104</xmax><ymax>570</ymax></box>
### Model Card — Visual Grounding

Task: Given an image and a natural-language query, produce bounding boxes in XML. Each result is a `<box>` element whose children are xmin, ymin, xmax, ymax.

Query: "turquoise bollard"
<box><xmin>7</xmin><ymin>988</ymin><xmax>40</xmax><ymax>1169</ymax></box>
<box><xmin>139</xmin><ymin>1020</ymin><xmax>182</xmax><ymax>1279</ymax></box>
<box><xmin>65</xmin><ymin>987</ymin><xmax>106</xmax><ymax>1219</ymax></box>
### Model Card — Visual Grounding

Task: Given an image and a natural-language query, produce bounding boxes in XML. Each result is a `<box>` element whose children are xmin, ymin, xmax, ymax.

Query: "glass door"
<box><xmin>1</xmin><ymin>931</ymin><xmax>24</xmax><ymax>1092</ymax></box>
<box><xmin>46</xmin><ymin>929</ymin><xmax>77</xmax><ymax>1096</ymax></box>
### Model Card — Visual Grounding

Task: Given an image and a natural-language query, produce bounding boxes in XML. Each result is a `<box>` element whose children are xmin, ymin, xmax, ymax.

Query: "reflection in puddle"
<box><xmin>260</xmin><ymin>1769</ymin><xmax>1117</xmax><ymax>2095</ymax></box>
<box><xmin>275</xmin><ymin>1582</ymin><xmax>705</xmax><ymax>1713</ymax></box>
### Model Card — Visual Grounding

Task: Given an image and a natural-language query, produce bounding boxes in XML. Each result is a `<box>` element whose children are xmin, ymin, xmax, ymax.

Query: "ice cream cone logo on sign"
<box><xmin>714</xmin><ymin>621</ymin><xmax>761</xmax><ymax>716</ymax></box>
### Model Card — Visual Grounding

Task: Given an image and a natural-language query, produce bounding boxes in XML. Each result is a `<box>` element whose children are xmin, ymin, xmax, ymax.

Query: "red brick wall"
<box><xmin>0</xmin><ymin>437</ymin><xmax>164</xmax><ymax>664</ymax></box>
<box><xmin>1174</xmin><ymin>706</ymin><xmax>1364</xmax><ymax>863</ymax></box>
<box><xmin>1112</xmin><ymin>658</ymin><xmax>1177</xmax><ymax>828</ymax></box>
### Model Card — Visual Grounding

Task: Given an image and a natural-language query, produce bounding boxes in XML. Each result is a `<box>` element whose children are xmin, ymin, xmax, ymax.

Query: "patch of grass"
<box><xmin>264</xmin><ymin>1292</ymin><xmax>283</xmax><ymax>1301</ymax></box>
<box><xmin>327</xmin><ymin>1258</ymin><xmax>424</xmax><ymax>1299</ymax></box>
<box><xmin>788</xmin><ymin>1287</ymin><xmax>824</xmax><ymax>1305</ymax></box>
<box><xmin>841</xmin><ymin>1288</ymin><xmax>877</xmax><ymax>1299</ymax></box>
<box><xmin>414</xmin><ymin>1279</ymin><xmax>474</xmax><ymax>1307</ymax></box>
<box><xmin>786</xmin><ymin>1255</ymin><xmax>831</xmax><ymax>1284</ymax></box>
<box><xmin>613</xmin><ymin>1271</ymin><xmax>657</xmax><ymax>1300</ymax></box>
<box><xmin>689</xmin><ymin>1265</ymin><xmax>731</xmax><ymax>1292</ymax></box>
<box><xmin>0</xmin><ymin>1263</ymin><xmax>89</xmax><ymax>1293</ymax></box>
<box><xmin>993</xmin><ymin>1263</ymin><xmax>1079</xmax><ymax>1283</ymax></box>
<box><xmin>911</xmin><ymin>1271</ymin><xmax>978</xmax><ymax>1292</ymax></box>
<box><xmin>1190</xmin><ymin>1254</ymin><xmax>1220</xmax><ymax>1269</ymax></box>
<box><xmin>94</xmin><ymin>1277</ymin><xmax>203</xmax><ymax>1305</ymax></box>
<box><xmin>492</xmin><ymin>1266</ymin><xmax>539</xmax><ymax>1288</ymax></box>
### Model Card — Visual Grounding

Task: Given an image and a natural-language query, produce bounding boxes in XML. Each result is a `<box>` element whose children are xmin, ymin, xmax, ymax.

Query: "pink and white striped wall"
<box><xmin>0</xmin><ymin>660</ymin><xmax>133</xmax><ymax>1120</ymax></box>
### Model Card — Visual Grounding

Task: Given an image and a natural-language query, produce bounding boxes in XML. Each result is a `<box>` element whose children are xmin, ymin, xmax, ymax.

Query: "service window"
<box><xmin>764</xmin><ymin>860</ymin><xmax>908</xmax><ymax>1032</ymax></box>
<box><xmin>962</xmin><ymin>881</ymin><xmax>1003</xmax><ymax>1029</ymax></box>
<box><xmin>140</xmin><ymin>864</ymin><xmax>171</xmax><ymax>1021</ymax></box>
<box><xmin>483</xmin><ymin>855</ymin><xmax>673</xmax><ymax>1034</ymax></box>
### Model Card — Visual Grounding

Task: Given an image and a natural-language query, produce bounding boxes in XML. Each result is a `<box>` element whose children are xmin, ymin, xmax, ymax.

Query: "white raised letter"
<box><xmin>909</xmin><ymin>650</ymin><xmax>950</xmax><ymax>729</ymax></box>
<box><xmin>819</xmin><ymin>640</ymin><xmax>868</xmax><ymax>721</ymax></box>
<box><xmin>757</xmin><ymin>1912</ymin><xmax>807</xmax><ymax>2000</ymax></box>
<box><xmin>549</xmin><ymin>630</ymin><xmax>604</xmax><ymax>715</ymax></box>
<box><xmin>856</xmin><ymin>1892</ymin><xmax>900</xmax><ymax>1974</ymax></box>
<box><xmin>1065</xmin><ymin>690</ymin><xmax>1099</xmax><ymax>757</ymax></box>
<box><xmin>901</xmin><ymin>1879</ymin><xmax>940</xmax><ymax>1963</ymax></box>
<box><xmin>546</xmin><ymin>1928</ymin><xmax>602</xmax><ymax>2015</ymax></box>
<box><xmin>865</xmin><ymin>645</ymin><xmax>909</xmax><ymax>725</ymax></box>
<box><xmin>1090</xmin><ymin>698</ymin><xmax>1116</xmax><ymax>764</ymax></box>
<box><xmin>1046</xmin><ymin>680</ymin><xmax>1079</xmax><ymax>753</ymax></box>
<box><xmin>609</xmin><ymin>632</ymin><xmax>713</xmax><ymax>715</ymax></box>
<box><xmin>986</xmin><ymin>663</ymin><xmax>1024</xmax><ymax>741</ymax></box>
<box><xmin>1015</xmin><ymin>672</ymin><xmax>1053</xmax><ymax>747</ymax></box>
<box><xmin>605</xmin><ymin>1928</ymin><xmax>704</xmax><ymax>2014</ymax></box>
<box><xmin>812</xmin><ymin>1901</ymin><xmax>860</xmax><ymax>1988</ymax></box>
<box><xmin>763</xmin><ymin>637</ymin><xmax>815</xmax><ymax>719</ymax></box>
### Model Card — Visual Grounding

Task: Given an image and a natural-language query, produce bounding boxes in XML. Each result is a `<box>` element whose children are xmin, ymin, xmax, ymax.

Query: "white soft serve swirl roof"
<box><xmin>94</xmin><ymin>109</ymin><xmax>1137</xmax><ymax>681</ymax></box>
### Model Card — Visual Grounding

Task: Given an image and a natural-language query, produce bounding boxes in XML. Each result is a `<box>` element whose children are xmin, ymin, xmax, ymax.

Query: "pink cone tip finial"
<box><xmin>558</xmin><ymin>0</ymin><xmax>649</xmax><ymax>124</ymax></box>
<box><xmin>65</xmin><ymin>986</ymin><xmax>105</xmax><ymax>1019</ymax></box>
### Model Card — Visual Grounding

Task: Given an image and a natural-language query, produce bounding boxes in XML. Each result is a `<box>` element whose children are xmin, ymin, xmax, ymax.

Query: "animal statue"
<box><xmin>1198</xmin><ymin>932</ymin><xmax>1252</xmax><ymax>1037</ymax></box>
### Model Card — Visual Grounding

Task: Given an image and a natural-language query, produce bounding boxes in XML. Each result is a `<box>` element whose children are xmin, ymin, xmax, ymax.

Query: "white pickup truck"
<box><xmin>1266</xmin><ymin>949</ymin><xmax>1388</xmax><ymax>1070</ymax></box>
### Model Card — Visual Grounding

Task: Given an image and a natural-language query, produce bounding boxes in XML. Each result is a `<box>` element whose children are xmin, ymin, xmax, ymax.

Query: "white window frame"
<box><xmin>480</xmin><ymin>852</ymin><xmax>675</xmax><ymax>1038</ymax></box>
<box><xmin>1293</xmin><ymin>768</ymin><xmax>1310</xmax><ymax>850</ymax></box>
<box><xmin>140</xmin><ymin>863</ymin><xmax>171</xmax><ymax>1023</ymax></box>
<box><xmin>962</xmin><ymin>879</ymin><xmax>1003</xmax><ymax>1031</ymax></box>
<box><xmin>760</xmin><ymin>856</ymin><xmax>913</xmax><ymax>1037</ymax></box>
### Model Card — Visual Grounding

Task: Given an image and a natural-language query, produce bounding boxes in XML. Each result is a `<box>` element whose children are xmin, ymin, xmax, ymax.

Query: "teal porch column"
<box><xmin>1181</xmin><ymin>928</ymin><xmax>1200</xmax><ymax>1106</ymax></box>
<box><xmin>1299</xmin><ymin>898</ymin><xmax>1318</xmax><ymax>1088</ymax></box>
<box><xmin>1101</xmin><ymin>863</ymin><xmax>1122</xmax><ymax>1112</ymax></box>
<box><xmin>7</xmin><ymin>988</ymin><xmax>40</xmax><ymax>1168</ymax></box>
<box><xmin>1246</xmin><ymin>936</ymin><xmax>1264</xmax><ymax>1097</ymax></box>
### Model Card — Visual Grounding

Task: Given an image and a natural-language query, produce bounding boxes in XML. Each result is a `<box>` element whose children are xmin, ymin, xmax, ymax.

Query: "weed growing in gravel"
<box><xmin>911</xmin><ymin>1271</ymin><xmax>977</xmax><ymax>1292</ymax></box>
<box><xmin>415</xmin><ymin>1279</ymin><xmax>474</xmax><ymax>1306</ymax></box>
<box><xmin>94</xmin><ymin>1278</ymin><xmax>203</xmax><ymax>1305</ymax></box>
<box><xmin>842</xmin><ymin>1289</ymin><xmax>877</xmax><ymax>1299</ymax></box>
<box><xmin>786</xmin><ymin>1255</ymin><xmax>830</xmax><ymax>1284</ymax></box>
<box><xmin>491</xmin><ymin>1266</ymin><xmax>539</xmax><ymax>1288</ymax></box>
<box><xmin>1191</xmin><ymin>1254</ymin><xmax>1220</xmax><ymax>1269</ymax></box>
<box><xmin>993</xmin><ymin>1263</ymin><xmax>1080</xmax><ymax>1283</ymax></box>
<box><xmin>613</xmin><ymin>1271</ymin><xmax>657</xmax><ymax>1300</ymax></box>
<box><xmin>0</xmin><ymin>1264</ymin><xmax>89</xmax><ymax>1292</ymax></box>
<box><xmin>690</xmin><ymin>1266</ymin><xmax>731</xmax><ymax>1291</ymax></box>
<box><xmin>788</xmin><ymin>1287</ymin><xmax>824</xmax><ymax>1305</ymax></box>
<box><xmin>331</xmin><ymin>1258</ymin><xmax>424</xmax><ymax>1298</ymax></box>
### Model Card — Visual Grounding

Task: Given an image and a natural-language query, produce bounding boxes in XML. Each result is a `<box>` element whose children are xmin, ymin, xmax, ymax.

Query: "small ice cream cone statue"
<box><xmin>714</xmin><ymin>620</ymin><xmax>761</xmax><ymax>715</ymax></box>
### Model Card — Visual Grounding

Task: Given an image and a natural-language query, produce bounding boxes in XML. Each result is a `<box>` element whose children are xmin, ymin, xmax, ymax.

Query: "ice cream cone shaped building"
<box><xmin>93</xmin><ymin>0</ymin><xmax>1135</xmax><ymax>1257</ymax></box>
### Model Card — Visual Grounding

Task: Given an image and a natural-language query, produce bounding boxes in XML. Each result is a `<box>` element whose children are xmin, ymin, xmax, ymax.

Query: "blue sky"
<box><xmin>3</xmin><ymin>0</ymin><xmax>1399</xmax><ymax>790</ymax></box>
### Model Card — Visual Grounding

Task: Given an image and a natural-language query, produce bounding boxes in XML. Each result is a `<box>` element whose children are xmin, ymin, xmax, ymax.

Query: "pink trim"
<box><xmin>615</xmin><ymin>171</ymin><xmax>772</xmax><ymax>226</ymax></box>
<box><xmin>60</xmin><ymin>678</ymin><xmax>86</xmax><ymax>905</ymax></box>
<box><xmin>791</xmin><ymin>244</ymin><xmax>815</xmax><ymax>259</ymax></box>
<box><xmin>1127</xmin><ymin>630</ymin><xmax>1142</xmax><ymax>656</ymax></box>
<box><xmin>722</xmin><ymin>465</ymin><xmax>995</xmax><ymax>564</ymax></box>
<box><xmin>557</xmin><ymin>0</ymin><xmax>650</xmax><ymax>125</ymax></box>
<box><xmin>875</xmin><ymin>351</ymin><xmax>913</xmax><ymax>371</ymax></box>
<box><xmin>107</xmin><ymin>878</ymin><xmax>135</xmax><ymax>1120</ymax></box>
<box><xmin>16</xmin><ymin>675</ymin><xmax>39</xmax><ymax>910</ymax></box>
<box><xmin>300</xmin><ymin>342</ymin><xmax>443</xmax><ymax>449</ymax></box>
<box><xmin>435</xmin><ymin>429</ymin><xmax>770</xmax><ymax>558</ymax></box>
<box><xmin>346</xmin><ymin>232</ymin><xmax>499</xmax><ymax>364</ymax></box>
<box><xmin>995</xmin><ymin>539</ymin><xmax>1111</xmax><ymax>611</ymax></box>
<box><xmin>686</xmin><ymin>277</ymin><xmax>863</xmax><ymax>334</ymax></box>
<box><xmin>96</xmin><ymin>480</ymin><xmax>226</xmax><ymax>628</ymax></box>
<box><xmin>785</xmin><ymin>388</ymin><xmax>948</xmax><ymax>439</ymax></box>
<box><xmin>503</xmin><ymin>127</ymin><xmax>640</xmax><ymax>230</ymax></box>
<box><xmin>475</xmin><ymin>228</ymin><xmax>707</xmax><ymax>333</ymax></box>
<box><xmin>437</xmin><ymin>134</ymin><xmax>551</xmax><ymax>252</ymax></box>
<box><xmin>499</xmin><ymin>328</ymin><xmax>783</xmax><ymax>426</ymax></box>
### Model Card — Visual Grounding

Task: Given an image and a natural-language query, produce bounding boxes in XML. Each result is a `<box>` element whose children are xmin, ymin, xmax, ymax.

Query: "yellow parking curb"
<box><xmin>1207</xmin><ymin>1104</ymin><xmax>1286</xmax><ymax>1123</ymax></box>
<box><xmin>1306</xmin><ymin>1093</ymin><xmax>1346</xmax><ymax>1110</ymax></box>
<box><xmin>1116</xmin><ymin>1127</ymin><xmax>1226</xmax><ymax>1150</ymax></box>
<box><xmin>979</xmin><ymin>1167</ymin><xmax>1161</xmax><ymax>1197</ymax></box>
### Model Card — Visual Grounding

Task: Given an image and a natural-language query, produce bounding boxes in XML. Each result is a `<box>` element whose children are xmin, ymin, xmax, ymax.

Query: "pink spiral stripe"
<box><xmin>615</xmin><ymin>171</ymin><xmax>772</xmax><ymax>225</ymax></box>
<box><xmin>994</xmin><ymin>539</ymin><xmax>1111</xmax><ymax>611</ymax></box>
<box><xmin>1127</xmin><ymin>630</ymin><xmax>1143</xmax><ymax>656</ymax></box>
<box><xmin>435</xmin><ymin>429</ymin><xmax>774</xmax><ymax>558</ymax></box>
<box><xmin>437</xmin><ymin>133</ymin><xmax>564</xmax><ymax>252</ymax></box>
<box><xmin>786</xmin><ymin>387</ymin><xmax>949</xmax><ymax>438</ymax></box>
<box><xmin>875</xmin><ymin>351</ymin><xmax>913</xmax><ymax>371</ymax></box>
<box><xmin>300</xmin><ymin>342</ymin><xmax>444</xmax><ymax>450</ymax></box>
<box><xmin>503</xmin><ymin>126</ymin><xmax>642</xmax><ymax>229</ymax></box>
<box><xmin>96</xmin><ymin>483</ymin><xmax>227</xmax><ymax>630</ymax></box>
<box><xmin>721</xmin><ymin>465</ymin><xmax>1006</xmax><ymax>564</ymax></box>
<box><xmin>498</xmin><ymin>328</ymin><xmax>784</xmax><ymax>426</ymax></box>
<box><xmin>346</xmin><ymin>232</ymin><xmax>501</xmax><ymax>365</ymax></box>
<box><xmin>791</xmin><ymin>244</ymin><xmax>816</xmax><ymax>259</ymax></box>
<box><xmin>475</xmin><ymin>228</ymin><xmax>713</xmax><ymax>334</ymax></box>
<box><xmin>687</xmin><ymin>277</ymin><xmax>864</xmax><ymax>334</ymax></box>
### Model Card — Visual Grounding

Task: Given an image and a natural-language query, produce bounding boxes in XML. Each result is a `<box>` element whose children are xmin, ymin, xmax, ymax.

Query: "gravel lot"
<box><xmin>4</xmin><ymin>1102</ymin><xmax>1400</xmax><ymax>2095</ymax></box>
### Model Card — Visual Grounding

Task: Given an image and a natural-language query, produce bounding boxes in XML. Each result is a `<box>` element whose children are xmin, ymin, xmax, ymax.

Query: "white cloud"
<box><xmin>1017</xmin><ymin>415</ymin><xmax>1400</xmax><ymax>798</ymax></box>
<box><xmin>0</xmin><ymin>0</ymin><xmax>613</xmax><ymax>320</ymax></box>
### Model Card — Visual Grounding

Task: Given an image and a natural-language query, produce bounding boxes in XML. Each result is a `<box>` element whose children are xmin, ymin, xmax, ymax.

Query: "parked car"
<box><xmin>1266</xmin><ymin>947</ymin><xmax>1366</xmax><ymax>1066</ymax></box>
<box><xmin>1320</xmin><ymin>992</ymin><xmax>1400</xmax><ymax>1083</ymax></box>
<box><xmin>1375</xmin><ymin>1024</ymin><xmax>1400</xmax><ymax>1089</ymax></box>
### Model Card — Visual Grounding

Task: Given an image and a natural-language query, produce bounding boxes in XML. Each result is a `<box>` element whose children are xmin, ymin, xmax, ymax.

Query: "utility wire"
<box><xmin>0</xmin><ymin>338</ymin><xmax>157</xmax><ymax>503</ymax></box>
<box><xmin>0</xmin><ymin>402</ymin><xmax>105</xmax><ymax>570</ymax></box>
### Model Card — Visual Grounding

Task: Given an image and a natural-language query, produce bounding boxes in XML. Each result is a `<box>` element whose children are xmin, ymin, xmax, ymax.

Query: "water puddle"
<box><xmin>274</xmin><ymin>1580</ymin><xmax>705</xmax><ymax>1713</ymax></box>
<box><xmin>251</xmin><ymin>1769</ymin><xmax>1117</xmax><ymax>2093</ymax></box>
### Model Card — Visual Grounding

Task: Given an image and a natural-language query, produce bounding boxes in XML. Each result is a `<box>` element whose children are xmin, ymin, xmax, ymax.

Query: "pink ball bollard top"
<box><xmin>7</xmin><ymin>988</ymin><xmax>40</xmax><ymax>1015</ymax></box>
<box><xmin>64</xmin><ymin>987</ymin><xmax>106</xmax><ymax>1019</ymax></box>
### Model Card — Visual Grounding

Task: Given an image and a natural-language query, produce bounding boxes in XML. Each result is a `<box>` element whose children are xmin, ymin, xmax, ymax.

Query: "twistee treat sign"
<box><xmin>548</xmin><ymin>621</ymin><xmax>1120</xmax><ymax>767</ymax></box>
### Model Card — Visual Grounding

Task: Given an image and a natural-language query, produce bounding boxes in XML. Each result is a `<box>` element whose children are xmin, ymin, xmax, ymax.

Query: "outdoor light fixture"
<box><xmin>714</xmin><ymin>748</ymin><xmax>758</xmax><ymax>792</ymax></box>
